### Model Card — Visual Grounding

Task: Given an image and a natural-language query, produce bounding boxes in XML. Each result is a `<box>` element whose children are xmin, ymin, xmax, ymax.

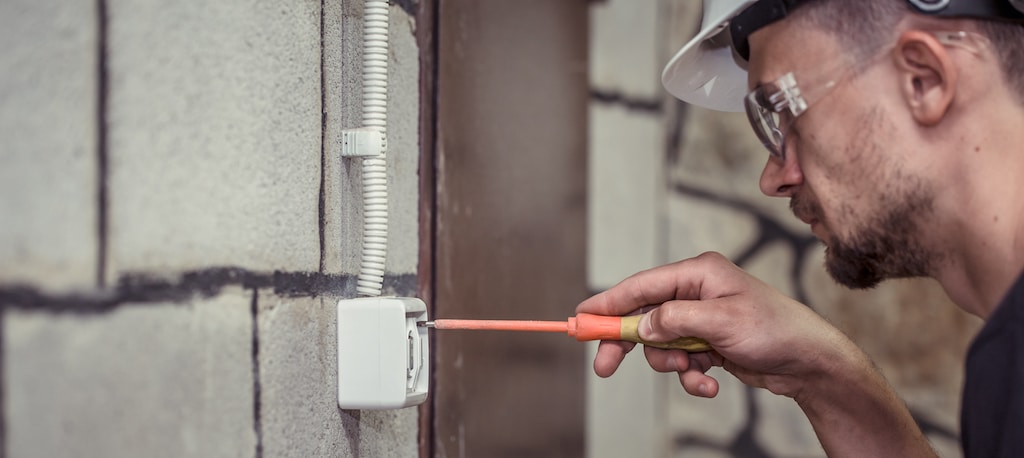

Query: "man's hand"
<box><xmin>576</xmin><ymin>252</ymin><xmax>935</xmax><ymax>456</ymax></box>
<box><xmin>576</xmin><ymin>251</ymin><xmax>854</xmax><ymax>399</ymax></box>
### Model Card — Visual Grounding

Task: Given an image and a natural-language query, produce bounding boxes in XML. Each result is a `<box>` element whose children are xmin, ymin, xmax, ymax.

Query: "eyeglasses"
<box><xmin>743</xmin><ymin>31</ymin><xmax>988</xmax><ymax>161</ymax></box>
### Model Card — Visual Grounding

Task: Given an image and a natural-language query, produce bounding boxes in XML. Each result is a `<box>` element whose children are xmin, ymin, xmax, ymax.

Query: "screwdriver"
<box><xmin>419</xmin><ymin>312</ymin><xmax>712</xmax><ymax>352</ymax></box>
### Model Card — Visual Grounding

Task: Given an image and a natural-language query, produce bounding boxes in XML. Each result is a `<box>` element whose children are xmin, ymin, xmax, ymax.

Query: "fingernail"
<box><xmin>638</xmin><ymin>314</ymin><xmax>652</xmax><ymax>339</ymax></box>
<box><xmin>698</xmin><ymin>384</ymin><xmax>709</xmax><ymax>397</ymax></box>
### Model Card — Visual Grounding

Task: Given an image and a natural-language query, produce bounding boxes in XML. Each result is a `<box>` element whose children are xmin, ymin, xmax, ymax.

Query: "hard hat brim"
<box><xmin>661</xmin><ymin>0</ymin><xmax>757</xmax><ymax>113</ymax></box>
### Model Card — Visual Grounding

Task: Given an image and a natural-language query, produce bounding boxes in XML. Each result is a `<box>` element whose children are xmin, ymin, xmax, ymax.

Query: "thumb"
<box><xmin>637</xmin><ymin>312</ymin><xmax>657</xmax><ymax>340</ymax></box>
<box><xmin>637</xmin><ymin>310</ymin><xmax>682</xmax><ymax>342</ymax></box>
<box><xmin>639</xmin><ymin>299</ymin><xmax>728</xmax><ymax>343</ymax></box>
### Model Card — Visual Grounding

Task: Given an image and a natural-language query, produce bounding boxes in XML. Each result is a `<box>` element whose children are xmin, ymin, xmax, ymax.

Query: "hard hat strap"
<box><xmin>729</xmin><ymin>0</ymin><xmax>808</xmax><ymax>62</ymax></box>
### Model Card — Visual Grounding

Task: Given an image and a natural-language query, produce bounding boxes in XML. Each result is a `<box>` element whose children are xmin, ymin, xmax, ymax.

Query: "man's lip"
<box><xmin>798</xmin><ymin>215</ymin><xmax>823</xmax><ymax>238</ymax></box>
<box><xmin>794</xmin><ymin>213</ymin><xmax>817</xmax><ymax>226</ymax></box>
<box><xmin>810</xmin><ymin>222</ymin><xmax>825</xmax><ymax>240</ymax></box>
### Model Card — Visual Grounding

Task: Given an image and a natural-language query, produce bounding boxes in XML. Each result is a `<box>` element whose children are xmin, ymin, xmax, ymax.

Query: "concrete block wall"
<box><xmin>588</xmin><ymin>1</ymin><xmax>981</xmax><ymax>457</ymax></box>
<box><xmin>0</xmin><ymin>0</ymin><xmax>423</xmax><ymax>456</ymax></box>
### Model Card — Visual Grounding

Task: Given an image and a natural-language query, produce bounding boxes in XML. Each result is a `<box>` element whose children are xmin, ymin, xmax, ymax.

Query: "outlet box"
<box><xmin>337</xmin><ymin>296</ymin><xmax>429</xmax><ymax>409</ymax></box>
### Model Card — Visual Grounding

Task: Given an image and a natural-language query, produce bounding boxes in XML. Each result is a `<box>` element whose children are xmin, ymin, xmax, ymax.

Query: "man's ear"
<box><xmin>892</xmin><ymin>30</ymin><xmax>958</xmax><ymax>126</ymax></box>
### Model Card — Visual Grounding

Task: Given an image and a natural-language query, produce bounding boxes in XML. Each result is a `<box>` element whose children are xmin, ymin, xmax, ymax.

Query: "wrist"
<box><xmin>792</xmin><ymin>340</ymin><xmax>933</xmax><ymax>457</ymax></box>
<box><xmin>793</xmin><ymin>337</ymin><xmax>875</xmax><ymax>409</ymax></box>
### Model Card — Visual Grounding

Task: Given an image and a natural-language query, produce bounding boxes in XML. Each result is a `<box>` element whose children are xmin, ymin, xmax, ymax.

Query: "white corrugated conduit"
<box><xmin>356</xmin><ymin>0</ymin><xmax>389</xmax><ymax>297</ymax></box>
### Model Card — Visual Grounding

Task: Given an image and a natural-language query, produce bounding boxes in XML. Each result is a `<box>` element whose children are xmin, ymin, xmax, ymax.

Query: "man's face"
<box><xmin>746</xmin><ymin>18</ymin><xmax>937</xmax><ymax>289</ymax></box>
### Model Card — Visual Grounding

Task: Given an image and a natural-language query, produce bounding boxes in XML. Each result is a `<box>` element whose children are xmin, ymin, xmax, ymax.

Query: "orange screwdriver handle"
<box><xmin>567</xmin><ymin>313</ymin><xmax>621</xmax><ymax>341</ymax></box>
<box><xmin>569</xmin><ymin>313</ymin><xmax>712</xmax><ymax>353</ymax></box>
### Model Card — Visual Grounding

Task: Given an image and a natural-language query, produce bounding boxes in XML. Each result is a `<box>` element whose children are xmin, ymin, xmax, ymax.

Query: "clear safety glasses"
<box><xmin>743</xmin><ymin>31</ymin><xmax>988</xmax><ymax>161</ymax></box>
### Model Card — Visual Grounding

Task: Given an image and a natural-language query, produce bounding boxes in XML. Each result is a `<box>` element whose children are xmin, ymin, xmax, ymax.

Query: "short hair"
<box><xmin>791</xmin><ymin>0</ymin><xmax>1024</xmax><ymax>102</ymax></box>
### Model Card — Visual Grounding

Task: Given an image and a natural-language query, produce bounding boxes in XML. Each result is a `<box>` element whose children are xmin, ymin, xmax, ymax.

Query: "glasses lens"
<box><xmin>744</xmin><ymin>90</ymin><xmax>785</xmax><ymax>160</ymax></box>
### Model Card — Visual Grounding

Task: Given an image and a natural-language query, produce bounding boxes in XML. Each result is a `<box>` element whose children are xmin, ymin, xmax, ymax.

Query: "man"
<box><xmin>576</xmin><ymin>0</ymin><xmax>1024</xmax><ymax>456</ymax></box>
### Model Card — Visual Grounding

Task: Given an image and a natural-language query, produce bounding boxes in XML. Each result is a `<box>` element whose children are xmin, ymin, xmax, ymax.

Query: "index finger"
<box><xmin>575</xmin><ymin>252</ymin><xmax>733</xmax><ymax>316</ymax></box>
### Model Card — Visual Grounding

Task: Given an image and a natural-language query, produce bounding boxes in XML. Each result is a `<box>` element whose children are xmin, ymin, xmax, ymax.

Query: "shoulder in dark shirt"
<box><xmin>961</xmin><ymin>273</ymin><xmax>1024</xmax><ymax>457</ymax></box>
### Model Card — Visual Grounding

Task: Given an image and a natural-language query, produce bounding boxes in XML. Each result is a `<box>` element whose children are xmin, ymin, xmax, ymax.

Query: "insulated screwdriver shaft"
<box><xmin>420</xmin><ymin>319</ymin><xmax>567</xmax><ymax>332</ymax></box>
<box><xmin>420</xmin><ymin>313</ymin><xmax>712</xmax><ymax>352</ymax></box>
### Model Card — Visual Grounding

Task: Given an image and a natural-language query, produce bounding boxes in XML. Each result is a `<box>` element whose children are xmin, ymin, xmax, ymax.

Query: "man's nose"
<box><xmin>759</xmin><ymin>154</ymin><xmax>803</xmax><ymax>197</ymax></box>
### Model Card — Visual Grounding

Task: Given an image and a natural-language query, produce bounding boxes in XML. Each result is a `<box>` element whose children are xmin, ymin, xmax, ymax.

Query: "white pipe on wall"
<box><xmin>356</xmin><ymin>0</ymin><xmax>389</xmax><ymax>297</ymax></box>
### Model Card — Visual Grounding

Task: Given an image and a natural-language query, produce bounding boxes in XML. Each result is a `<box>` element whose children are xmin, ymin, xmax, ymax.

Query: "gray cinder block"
<box><xmin>105</xmin><ymin>0</ymin><xmax>323</xmax><ymax>276</ymax></box>
<box><xmin>3</xmin><ymin>288</ymin><xmax>255</xmax><ymax>457</ymax></box>
<box><xmin>0</xmin><ymin>0</ymin><xmax>99</xmax><ymax>291</ymax></box>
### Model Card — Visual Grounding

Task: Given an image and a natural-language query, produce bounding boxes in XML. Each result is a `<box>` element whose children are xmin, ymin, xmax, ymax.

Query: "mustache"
<box><xmin>790</xmin><ymin>193</ymin><xmax>821</xmax><ymax>223</ymax></box>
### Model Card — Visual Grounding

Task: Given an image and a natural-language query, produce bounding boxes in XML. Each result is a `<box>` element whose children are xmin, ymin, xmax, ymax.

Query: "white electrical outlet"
<box><xmin>337</xmin><ymin>296</ymin><xmax>429</xmax><ymax>410</ymax></box>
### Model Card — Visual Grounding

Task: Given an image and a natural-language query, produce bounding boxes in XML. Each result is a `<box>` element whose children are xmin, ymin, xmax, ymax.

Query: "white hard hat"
<box><xmin>661</xmin><ymin>0</ymin><xmax>758</xmax><ymax>113</ymax></box>
<box><xmin>661</xmin><ymin>0</ymin><xmax>1024</xmax><ymax>113</ymax></box>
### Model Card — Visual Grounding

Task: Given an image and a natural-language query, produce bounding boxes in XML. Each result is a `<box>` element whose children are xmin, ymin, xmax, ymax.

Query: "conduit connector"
<box><xmin>341</xmin><ymin>127</ymin><xmax>387</xmax><ymax>158</ymax></box>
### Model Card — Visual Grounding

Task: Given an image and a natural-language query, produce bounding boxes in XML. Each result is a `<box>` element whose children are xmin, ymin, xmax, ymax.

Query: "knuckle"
<box><xmin>662</xmin><ymin>300</ymin><xmax>700</xmax><ymax>325</ymax></box>
<box><xmin>692</xmin><ymin>251</ymin><xmax>738</xmax><ymax>275</ymax></box>
<box><xmin>696</xmin><ymin>251</ymin><xmax>727</xmax><ymax>263</ymax></box>
<box><xmin>649</xmin><ymin>306</ymin><xmax>680</xmax><ymax>336</ymax></box>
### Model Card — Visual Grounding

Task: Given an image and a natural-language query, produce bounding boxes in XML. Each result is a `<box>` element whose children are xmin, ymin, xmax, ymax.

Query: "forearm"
<box><xmin>796</xmin><ymin>348</ymin><xmax>935</xmax><ymax>457</ymax></box>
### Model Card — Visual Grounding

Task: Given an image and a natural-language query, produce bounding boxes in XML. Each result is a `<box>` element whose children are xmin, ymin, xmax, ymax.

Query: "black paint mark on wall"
<box><xmin>590</xmin><ymin>88</ymin><xmax>663</xmax><ymax>113</ymax></box>
<box><xmin>0</xmin><ymin>269</ymin><xmax>418</xmax><ymax>314</ymax></box>
<box><xmin>666</xmin><ymin>100</ymin><xmax>690</xmax><ymax>167</ymax></box>
<box><xmin>672</xmin><ymin>386</ymin><xmax>770</xmax><ymax>457</ymax></box>
<box><xmin>96</xmin><ymin>0</ymin><xmax>110</xmax><ymax>288</ymax></box>
<box><xmin>0</xmin><ymin>307</ymin><xmax>6</xmax><ymax>458</ymax></box>
<box><xmin>0</xmin><ymin>268</ymin><xmax>416</xmax><ymax>453</ymax></box>
<box><xmin>729</xmin><ymin>386</ymin><xmax>770</xmax><ymax>458</ymax></box>
<box><xmin>318</xmin><ymin>0</ymin><xmax>328</xmax><ymax>275</ymax></box>
<box><xmin>393</xmin><ymin>0</ymin><xmax>418</xmax><ymax>18</ymax></box>
<box><xmin>673</xmin><ymin>182</ymin><xmax>818</xmax><ymax>305</ymax></box>
<box><xmin>250</xmin><ymin>289</ymin><xmax>264</xmax><ymax>458</ymax></box>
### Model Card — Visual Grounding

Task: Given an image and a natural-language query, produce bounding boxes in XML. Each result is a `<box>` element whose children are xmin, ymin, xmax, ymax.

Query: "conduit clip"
<box><xmin>341</xmin><ymin>127</ymin><xmax>387</xmax><ymax>157</ymax></box>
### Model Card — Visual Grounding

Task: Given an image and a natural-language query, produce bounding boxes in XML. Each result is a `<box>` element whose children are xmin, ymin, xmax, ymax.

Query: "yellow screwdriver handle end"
<box><xmin>619</xmin><ymin>314</ymin><xmax>713</xmax><ymax>353</ymax></box>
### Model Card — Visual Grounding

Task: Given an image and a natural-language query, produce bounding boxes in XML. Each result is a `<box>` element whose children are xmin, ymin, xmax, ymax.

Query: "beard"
<box><xmin>791</xmin><ymin>183</ymin><xmax>935</xmax><ymax>290</ymax></box>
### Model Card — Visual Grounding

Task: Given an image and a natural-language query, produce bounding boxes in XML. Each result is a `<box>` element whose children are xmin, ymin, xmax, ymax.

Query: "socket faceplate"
<box><xmin>337</xmin><ymin>297</ymin><xmax>429</xmax><ymax>409</ymax></box>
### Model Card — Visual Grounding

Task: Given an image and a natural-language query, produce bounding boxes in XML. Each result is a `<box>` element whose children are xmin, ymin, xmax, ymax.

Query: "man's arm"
<box><xmin>789</xmin><ymin>334</ymin><xmax>934</xmax><ymax>457</ymax></box>
<box><xmin>576</xmin><ymin>251</ymin><xmax>935</xmax><ymax>457</ymax></box>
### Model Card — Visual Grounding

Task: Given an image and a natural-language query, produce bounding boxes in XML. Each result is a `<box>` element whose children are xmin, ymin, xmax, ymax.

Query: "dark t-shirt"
<box><xmin>961</xmin><ymin>273</ymin><xmax>1024</xmax><ymax>457</ymax></box>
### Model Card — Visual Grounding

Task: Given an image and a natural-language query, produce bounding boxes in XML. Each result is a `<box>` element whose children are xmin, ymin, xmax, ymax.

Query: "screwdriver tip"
<box><xmin>418</xmin><ymin>321</ymin><xmax>435</xmax><ymax>328</ymax></box>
